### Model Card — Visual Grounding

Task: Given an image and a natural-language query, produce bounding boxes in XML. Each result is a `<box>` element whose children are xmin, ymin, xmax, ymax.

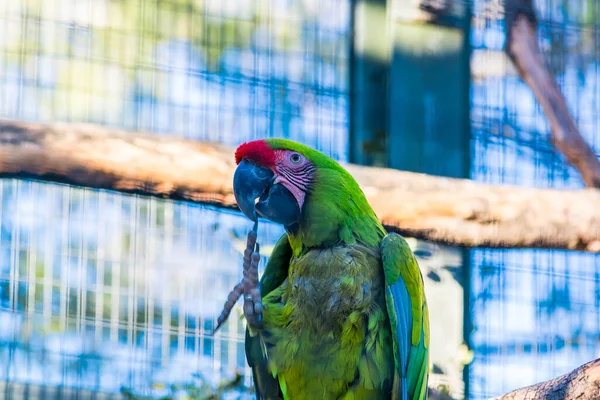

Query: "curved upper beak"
<box><xmin>233</xmin><ymin>159</ymin><xmax>274</xmax><ymax>222</ymax></box>
<box><xmin>233</xmin><ymin>159</ymin><xmax>301</xmax><ymax>227</ymax></box>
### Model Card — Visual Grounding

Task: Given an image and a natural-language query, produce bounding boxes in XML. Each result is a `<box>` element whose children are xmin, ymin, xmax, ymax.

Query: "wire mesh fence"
<box><xmin>0</xmin><ymin>0</ymin><xmax>350</xmax><ymax>397</ymax></box>
<box><xmin>0</xmin><ymin>0</ymin><xmax>349</xmax><ymax>158</ymax></box>
<box><xmin>469</xmin><ymin>0</ymin><xmax>600</xmax><ymax>397</ymax></box>
<box><xmin>0</xmin><ymin>179</ymin><xmax>290</xmax><ymax>398</ymax></box>
<box><xmin>0</xmin><ymin>0</ymin><xmax>599</xmax><ymax>399</ymax></box>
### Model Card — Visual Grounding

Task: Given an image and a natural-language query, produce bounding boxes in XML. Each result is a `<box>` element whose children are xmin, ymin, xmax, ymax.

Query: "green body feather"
<box><xmin>245</xmin><ymin>139</ymin><xmax>429</xmax><ymax>400</ymax></box>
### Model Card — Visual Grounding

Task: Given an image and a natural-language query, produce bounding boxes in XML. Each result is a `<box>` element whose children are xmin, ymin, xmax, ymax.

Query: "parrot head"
<box><xmin>233</xmin><ymin>138</ymin><xmax>385</xmax><ymax>250</ymax></box>
<box><xmin>233</xmin><ymin>139</ymin><xmax>313</xmax><ymax>228</ymax></box>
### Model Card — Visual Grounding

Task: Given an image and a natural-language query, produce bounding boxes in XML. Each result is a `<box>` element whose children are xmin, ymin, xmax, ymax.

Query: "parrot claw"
<box><xmin>213</xmin><ymin>281</ymin><xmax>243</xmax><ymax>334</ymax></box>
<box><xmin>212</xmin><ymin>222</ymin><xmax>262</xmax><ymax>335</ymax></box>
<box><xmin>243</xmin><ymin>241</ymin><xmax>263</xmax><ymax>330</ymax></box>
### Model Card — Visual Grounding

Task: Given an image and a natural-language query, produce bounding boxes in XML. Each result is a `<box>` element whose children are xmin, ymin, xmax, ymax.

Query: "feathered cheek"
<box><xmin>274</xmin><ymin>176</ymin><xmax>306</xmax><ymax>211</ymax></box>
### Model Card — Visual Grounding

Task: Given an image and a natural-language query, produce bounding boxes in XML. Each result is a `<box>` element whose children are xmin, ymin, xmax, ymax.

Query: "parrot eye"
<box><xmin>290</xmin><ymin>153</ymin><xmax>302</xmax><ymax>164</ymax></box>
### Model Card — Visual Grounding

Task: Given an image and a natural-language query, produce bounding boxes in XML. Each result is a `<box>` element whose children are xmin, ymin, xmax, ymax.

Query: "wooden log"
<box><xmin>0</xmin><ymin>119</ymin><xmax>599</xmax><ymax>252</ymax></box>
<box><xmin>426</xmin><ymin>358</ymin><xmax>600</xmax><ymax>399</ymax></box>
<box><xmin>491</xmin><ymin>358</ymin><xmax>600</xmax><ymax>400</ymax></box>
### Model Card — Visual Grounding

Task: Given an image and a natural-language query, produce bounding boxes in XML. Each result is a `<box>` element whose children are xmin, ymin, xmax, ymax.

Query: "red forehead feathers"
<box><xmin>235</xmin><ymin>140</ymin><xmax>276</xmax><ymax>166</ymax></box>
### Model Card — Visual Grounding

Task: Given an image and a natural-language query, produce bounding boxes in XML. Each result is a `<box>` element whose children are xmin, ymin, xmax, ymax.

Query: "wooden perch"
<box><xmin>491</xmin><ymin>357</ymin><xmax>600</xmax><ymax>400</ymax></box>
<box><xmin>0</xmin><ymin>119</ymin><xmax>599</xmax><ymax>252</ymax></box>
<box><xmin>426</xmin><ymin>358</ymin><xmax>600</xmax><ymax>399</ymax></box>
<box><xmin>505</xmin><ymin>0</ymin><xmax>600</xmax><ymax>188</ymax></box>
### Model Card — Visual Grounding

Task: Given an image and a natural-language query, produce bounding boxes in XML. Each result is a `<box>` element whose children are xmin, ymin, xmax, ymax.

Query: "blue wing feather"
<box><xmin>389</xmin><ymin>282</ymin><xmax>412</xmax><ymax>400</ymax></box>
<box><xmin>381</xmin><ymin>233</ymin><xmax>429</xmax><ymax>400</ymax></box>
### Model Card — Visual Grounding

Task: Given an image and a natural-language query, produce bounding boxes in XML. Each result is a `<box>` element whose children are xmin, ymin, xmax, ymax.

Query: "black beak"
<box><xmin>233</xmin><ymin>159</ymin><xmax>301</xmax><ymax>227</ymax></box>
<box><xmin>234</xmin><ymin>159</ymin><xmax>274</xmax><ymax>222</ymax></box>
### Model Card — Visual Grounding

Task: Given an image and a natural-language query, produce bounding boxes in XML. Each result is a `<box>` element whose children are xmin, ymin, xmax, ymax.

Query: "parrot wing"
<box><xmin>381</xmin><ymin>233</ymin><xmax>430</xmax><ymax>400</ymax></box>
<box><xmin>245</xmin><ymin>233</ymin><xmax>292</xmax><ymax>400</ymax></box>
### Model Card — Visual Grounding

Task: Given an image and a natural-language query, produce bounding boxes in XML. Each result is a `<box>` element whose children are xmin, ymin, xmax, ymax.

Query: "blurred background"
<box><xmin>0</xmin><ymin>0</ymin><xmax>599</xmax><ymax>399</ymax></box>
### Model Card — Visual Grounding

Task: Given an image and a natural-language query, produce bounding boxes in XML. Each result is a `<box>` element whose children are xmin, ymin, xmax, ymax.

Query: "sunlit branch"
<box><xmin>1</xmin><ymin>119</ymin><xmax>599</xmax><ymax>252</ymax></box>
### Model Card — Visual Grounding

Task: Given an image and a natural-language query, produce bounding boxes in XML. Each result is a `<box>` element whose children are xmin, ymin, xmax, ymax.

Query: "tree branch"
<box><xmin>505</xmin><ymin>0</ymin><xmax>600</xmax><ymax>188</ymax></box>
<box><xmin>426</xmin><ymin>358</ymin><xmax>600</xmax><ymax>399</ymax></box>
<box><xmin>1</xmin><ymin>119</ymin><xmax>599</xmax><ymax>252</ymax></box>
<box><xmin>491</xmin><ymin>358</ymin><xmax>600</xmax><ymax>400</ymax></box>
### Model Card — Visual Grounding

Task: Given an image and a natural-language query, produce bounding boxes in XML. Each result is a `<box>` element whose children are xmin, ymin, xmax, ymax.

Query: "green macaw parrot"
<box><xmin>231</xmin><ymin>138</ymin><xmax>429</xmax><ymax>400</ymax></box>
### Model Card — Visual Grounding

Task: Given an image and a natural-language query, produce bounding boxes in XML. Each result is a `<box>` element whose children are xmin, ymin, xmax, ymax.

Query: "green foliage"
<box><xmin>1</xmin><ymin>0</ymin><xmax>339</xmax><ymax>121</ymax></box>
